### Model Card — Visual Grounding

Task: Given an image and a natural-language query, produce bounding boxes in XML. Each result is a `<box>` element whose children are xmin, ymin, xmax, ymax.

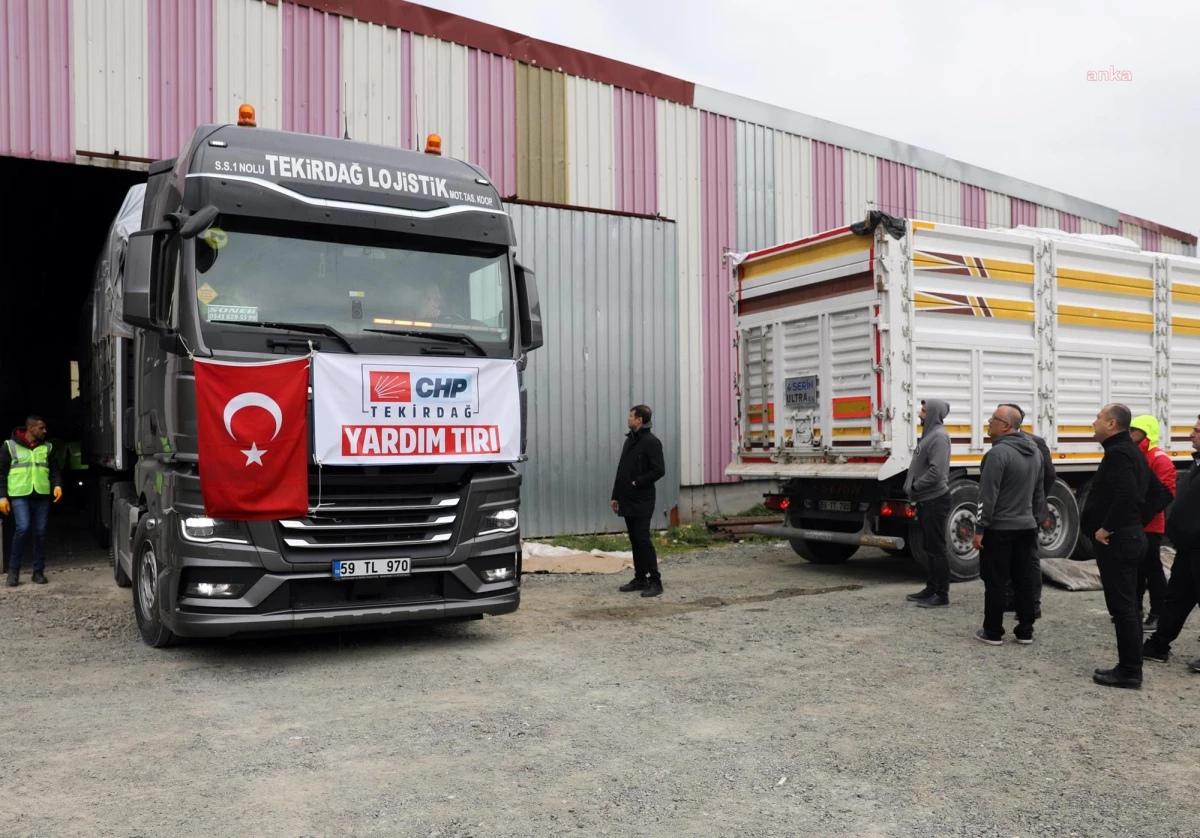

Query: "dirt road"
<box><xmin>2</xmin><ymin>541</ymin><xmax>1198</xmax><ymax>837</ymax></box>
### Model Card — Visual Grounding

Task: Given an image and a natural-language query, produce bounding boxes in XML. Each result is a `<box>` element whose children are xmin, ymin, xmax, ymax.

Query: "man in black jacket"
<box><xmin>1081</xmin><ymin>403</ymin><xmax>1150</xmax><ymax>689</ymax></box>
<box><xmin>1143</xmin><ymin>415</ymin><xmax>1200</xmax><ymax>674</ymax></box>
<box><xmin>612</xmin><ymin>405</ymin><xmax>666</xmax><ymax>597</ymax></box>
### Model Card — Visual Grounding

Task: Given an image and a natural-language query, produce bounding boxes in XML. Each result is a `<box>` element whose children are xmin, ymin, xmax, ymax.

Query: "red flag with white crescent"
<box><xmin>193</xmin><ymin>356</ymin><xmax>310</xmax><ymax>520</ymax></box>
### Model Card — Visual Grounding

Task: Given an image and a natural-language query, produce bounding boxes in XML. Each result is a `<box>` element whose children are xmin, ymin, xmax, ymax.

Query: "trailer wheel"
<box><xmin>131</xmin><ymin>518</ymin><xmax>177</xmax><ymax>648</ymax></box>
<box><xmin>784</xmin><ymin>513</ymin><xmax>857</xmax><ymax>564</ymax></box>
<box><xmin>910</xmin><ymin>479</ymin><xmax>981</xmax><ymax>582</ymax></box>
<box><xmin>1070</xmin><ymin>480</ymin><xmax>1096</xmax><ymax>561</ymax></box>
<box><xmin>1038</xmin><ymin>479</ymin><xmax>1080</xmax><ymax>559</ymax></box>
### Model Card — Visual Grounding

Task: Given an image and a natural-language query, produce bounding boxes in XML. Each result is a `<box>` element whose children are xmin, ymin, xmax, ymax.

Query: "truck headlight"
<box><xmin>181</xmin><ymin>517</ymin><xmax>250</xmax><ymax>544</ymax></box>
<box><xmin>479</xmin><ymin>508</ymin><xmax>518</xmax><ymax>535</ymax></box>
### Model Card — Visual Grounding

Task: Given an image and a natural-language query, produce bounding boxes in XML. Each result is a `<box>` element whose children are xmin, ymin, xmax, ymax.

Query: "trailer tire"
<box><xmin>131</xmin><ymin>518</ymin><xmax>177</xmax><ymax>648</ymax></box>
<box><xmin>910</xmin><ymin>479</ymin><xmax>981</xmax><ymax>582</ymax></box>
<box><xmin>1070</xmin><ymin>480</ymin><xmax>1096</xmax><ymax>561</ymax></box>
<box><xmin>1038</xmin><ymin>479</ymin><xmax>1080</xmax><ymax>559</ymax></box>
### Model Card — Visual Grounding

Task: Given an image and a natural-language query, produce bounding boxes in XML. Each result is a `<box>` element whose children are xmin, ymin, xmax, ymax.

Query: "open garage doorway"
<box><xmin>0</xmin><ymin>156</ymin><xmax>145</xmax><ymax>572</ymax></box>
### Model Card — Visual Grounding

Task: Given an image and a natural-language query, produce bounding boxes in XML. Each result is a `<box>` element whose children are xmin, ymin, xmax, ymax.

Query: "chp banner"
<box><xmin>312</xmin><ymin>353</ymin><xmax>520</xmax><ymax>466</ymax></box>
<box><xmin>194</xmin><ymin>356</ymin><xmax>310</xmax><ymax>520</ymax></box>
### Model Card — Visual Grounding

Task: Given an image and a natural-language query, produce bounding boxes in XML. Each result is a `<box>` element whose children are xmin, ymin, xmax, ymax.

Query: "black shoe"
<box><xmin>917</xmin><ymin>594</ymin><xmax>949</xmax><ymax>609</ymax></box>
<box><xmin>973</xmin><ymin>628</ymin><xmax>1002</xmax><ymax>646</ymax></box>
<box><xmin>619</xmin><ymin>578</ymin><xmax>648</xmax><ymax>593</ymax></box>
<box><xmin>906</xmin><ymin>586</ymin><xmax>935</xmax><ymax>602</ymax></box>
<box><xmin>31</xmin><ymin>570</ymin><xmax>46</xmax><ymax>585</ymax></box>
<box><xmin>1143</xmin><ymin>643</ymin><xmax>1169</xmax><ymax>664</ymax></box>
<box><xmin>1143</xmin><ymin>614</ymin><xmax>1159</xmax><ymax>634</ymax></box>
<box><xmin>1014</xmin><ymin>629</ymin><xmax>1034</xmax><ymax>645</ymax></box>
<box><xmin>1189</xmin><ymin>659</ymin><xmax>1200</xmax><ymax>674</ymax></box>
<box><xmin>5</xmin><ymin>569</ymin><xmax>17</xmax><ymax>587</ymax></box>
<box><xmin>1092</xmin><ymin>669</ymin><xmax>1142</xmax><ymax>689</ymax></box>
<box><xmin>641</xmin><ymin>580</ymin><xmax>663</xmax><ymax>598</ymax></box>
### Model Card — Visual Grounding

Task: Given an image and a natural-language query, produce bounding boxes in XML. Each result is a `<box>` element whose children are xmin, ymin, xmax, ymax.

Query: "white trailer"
<box><xmin>727</xmin><ymin>213</ymin><xmax>1199</xmax><ymax>580</ymax></box>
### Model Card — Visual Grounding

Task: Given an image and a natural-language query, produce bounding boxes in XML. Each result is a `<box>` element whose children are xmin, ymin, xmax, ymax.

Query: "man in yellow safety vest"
<box><xmin>0</xmin><ymin>416</ymin><xmax>63</xmax><ymax>586</ymax></box>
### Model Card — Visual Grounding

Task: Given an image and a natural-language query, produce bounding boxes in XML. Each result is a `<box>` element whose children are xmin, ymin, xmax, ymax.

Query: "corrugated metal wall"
<box><xmin>917</xmin><ymin>171</ymin><xmax>959</xmax><ymax>225</ymax></box>
<box><xmin>1079</xmin><ymin>219</ymin><xmax>1102</xmax><ymax>235</ymax></box>
<box><xmin>1012</xmin><ymin>197</ymin><xmax>1038</xmax><ymax>227</ymax></box>
<box><xmin>74</xmin><ymin>0</ymin><xmax>146</xmax><ymax>158</ymax></box>
<box><xmin>516</xmin><ymin>63</ymin><xmax>567</xmax><ymax>203</ymax></box>
<box><xmin>467</xmin><ymin>49</ymin><xmax>516</xmax><ymax>197</ymax></box>
<box><xmin>1059</xmin><ymin>211</ymin><xmax>1081</xmax><ymax>233</ymax></box>
<box><xmin>342</xmin><ymin>18</ymin><xmax>404</xmax><ymax>149</ymax></box>
<box><xmin>657</xmin><ymin>100</ymin><xmax>703</xmax><ymax>486</ymax></box>
<box><xmin>735</xmin><ymin>121</ymin><xmax>775</xmax><ymax>250</ymax></box>
<box><xmin>147</xmin><ymin>0</ymin><xmax>213</xmax><ymax>159</ymax></box>
<box><xmin>506</xmin><ymin>203</ymin><xmax>680</xmax><ymax>536</ymax></box>
<box><xmin>812</xmin><ymin>141</ymin><xmax>844</xmax><ymax>232</ymax></box>
<box><xmin>1</xmin><ymin>0</ymin><xmax>73</xmax><ymax>162</ymax></box>
<box><xmin>1120</xmin><ymin>221</ymin><xmax>1144</xmax><ymax>248</ymax></box>
<box><xmin>411</xmin><ymin>34</ymin><xmax>467</xmax><ymax>158</ymax></box>
<box><xmin>214</xmin><ymin>0</ymin><xmax>281</xmax><ymax>129</ymax></box>
<box><xmin>614</xmin><ymin>88</ymin><xmax>657</xmax><ymax>215</ymax></box>
<box><xmin>877</xmin><ymin>159</ymin><xmax>916</xmax><ymax>218</ymax></box>
<box><xmin>566</xmin><ymin>76</ymin><xmax>614</xmax><ymax>210</ymax></box>
<box><xmin>988</xmin><ymin>191</ymin><xmax>1012</xmax><ymax>229</ymax></box>
<box><xmin>843</xmin><ymin>150</ymin><xmax>875</xmax><ymax>225</ymax></box>
<box><xmin>281</xmin><ymin>1</ymin><xmax>340</xmax><ymax>137</ymax></box>
<box><xmin>1160</xmin><ymin>236</ymin><xmax>1185</xmax><ymax>256</ymax></box>
<box><xmin>701</xmin><ymin>112</ymin><xmax>735</xmax><ymax>484</ymax></box>
<box><xmin>774</xmin><ymin>131</ymin><xmax>812</xmax><ymax>242</ymax></box>
<box><xmin>1036</xmin><ymin>205</ymin><xmax>1060</xmax><ymax>230</ymax></box>
<box><xmin>962</xmin><ymin>184</ymin><xmax>987</xmax><ymax>228</ymax></box>
<box><xmin>1142</xmin><ymin>228</ymin><xmax>1161</xmax><ymax>252</ymax></box>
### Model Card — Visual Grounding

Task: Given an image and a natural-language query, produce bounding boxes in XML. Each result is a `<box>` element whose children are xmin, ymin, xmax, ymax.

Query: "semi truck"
<box><xmin>727</xmin><ymin>212</ymin><xmax>1198</xmax><ymax>580</ymax></box>
<box><xmin>81</xmin><ymin>107</ymin><xmax>544</xmax><ymax>646</ymax></box>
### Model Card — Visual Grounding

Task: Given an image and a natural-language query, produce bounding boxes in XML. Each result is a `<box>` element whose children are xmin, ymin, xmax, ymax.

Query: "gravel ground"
<box><xmin>1</xmin><ymin>538</ymin><xmax>1199</xmax><ymax>838</ymax></box>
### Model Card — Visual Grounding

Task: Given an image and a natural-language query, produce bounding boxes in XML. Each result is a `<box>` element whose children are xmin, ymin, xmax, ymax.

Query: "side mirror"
<box><xmin>122</xmin><ymin>230</ymin><xmax>164</xmax><ymax>330</ymax></box>
<box><xmin>514</xmin><ymin>261</ymin><xmax>544</xmax><ymax>352</ymax></box>
<box><xmin>179</xmin><ymin>205</ymin><xmax>220</xmax><ymax>240</ymax></box>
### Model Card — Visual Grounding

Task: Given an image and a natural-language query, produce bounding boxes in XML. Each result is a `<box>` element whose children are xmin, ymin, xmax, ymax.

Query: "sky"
<box><xmin>417</xmin><ymin>0</ymin><xmax>1200</xmax><ymax>235</ymax></box>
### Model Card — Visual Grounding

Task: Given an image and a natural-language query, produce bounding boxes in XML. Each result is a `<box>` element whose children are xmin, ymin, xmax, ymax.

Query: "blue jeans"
<box><xmin>10</xmin><ymin>495</ymin><xmax>51</xmax><ymax>570</ymax></box>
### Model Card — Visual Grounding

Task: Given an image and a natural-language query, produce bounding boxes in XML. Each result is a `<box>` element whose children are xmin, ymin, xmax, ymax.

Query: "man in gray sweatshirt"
<box><xmin>904</xmin><ymin>398</ymin><xmax>952</xmax><ymax>607</ymax></box>
<box><xmin>971</xmin><ymin>404</ymin><xmax>1046</xmax><ymax>645</ymax></box>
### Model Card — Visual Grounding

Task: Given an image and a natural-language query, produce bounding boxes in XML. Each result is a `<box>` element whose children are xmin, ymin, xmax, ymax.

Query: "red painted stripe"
<box><xmin>741</xmin><ymin>226</ymin><xmax>855</xmax><ymax>264</ymax></box>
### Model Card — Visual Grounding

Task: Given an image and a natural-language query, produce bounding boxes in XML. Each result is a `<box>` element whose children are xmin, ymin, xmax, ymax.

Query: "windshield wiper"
<box><xmin>362</xmin><ymin>328</ymin><xmax>486</xmax><ymax>356</ymax></box>
<box><xmin>210</xmin><ymin>320</ymin><xmax>359</xmax><ymax>354</ymax></box>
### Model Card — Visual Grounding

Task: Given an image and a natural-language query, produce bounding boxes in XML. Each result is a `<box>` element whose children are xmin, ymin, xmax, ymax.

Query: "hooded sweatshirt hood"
<box><xmin>921</xmin><ymin>399</ymin><xmax>950</xmax><ymax>434</ymax></box>
<box><xmin>1130</xmin><ymin>414</ymin><xmax>1160</xmax><ymax>449</ymax></box>
<box><xmin>905</xmin><ymin>399</ymin><xmax>952</xmax><ymax>502</ymax></box>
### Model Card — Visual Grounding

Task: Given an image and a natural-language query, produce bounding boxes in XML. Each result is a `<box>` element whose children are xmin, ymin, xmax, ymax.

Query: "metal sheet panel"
<box><xmin>214</xmin><ymin>0</ymin><xmax>281</xmax><ymax>129</ymax></box>
<box><xmin>877</xmin><ymin>158</ymin><xmax>916</xmax><ymax>218</ymax></box>
<box><xmin>988</xmin><ymin>191</ymin><xmax>1011</xmax><ymax>229</ymax></box>
<box><xmin>1079</xmin><ymin>219</ymin><xmax>1102</xmax><ymax>236</ymax></box>
<box><xmin>916</xmin><ymin>171</ymin><xmax>959</xmax><ymax>225</ymax></box>
<box><xmin>1</xmin><ymin>0</ymin><xmax>73</xmax><ymax>161</ymax></box>
<box><xmin>506</xmin><ymin>203</ymin><xmax>680</xmax><ymax>536</ymax></box>
<box><xmin>844</xmin><ymin>150</ymin><xmax>875</xmax><ymax>224</ymax></box>
<box><xmin>774</xmin><ymin>131</ymin><xmax>812</xmax><ymax>242</ymax></box>
<box><xmin>1012</xmin><ymin>198</ymin><xmax>1038</xmax><ymax>227</ymax></box>
<box><xmin>74</xmin><ymin>0</ymin><xmax>147</xmax><ymax>159</ymax></box>
<box><xmin>411</xmin><ymin>34</ymin><xmax>467</xmax><ymax>158</ymax></box>
<box><xmin>147</xmin><ymin>0</ymin><xmax>213</xmax><ymax>159</ymax></box>
<box><xmin>615</xmin><ymin>88</ymin><xmax>657</xmax><ymax>215</ymax></box>
<box><xmin>282</xmin><ymin>1</ymin><xmax>341</xmax><ymax>137</ymax></box>
<box><xmin>467</xmin><ymin>49</ymin><xmax>515</xmax><ymax>196</ymax></box>
<box><xmin>812</xmin><ymin>140</ymin><xmax>844</xmax><ymax>233</ymax></box>
<box><xmin>1059</xmin><ymin>212</ymin><xmax>1081</xmax><ymax>234</ymax></box>
<box><xmin>566</xmin><ymin>75</ymin><xmax>614</xmax><ymax>210</ymax></box>
<box><xmin>515</xmin><ymin>62</ymin><xmax>567</xmax><ymax>203</ymax></box>
<box><xmin>1102</xmin><ymin>224</ymin><xmax>1120</xmax><ymax>236</ymax></box>
<box><xmin>962</xmin><ymin>183</ymin><xmax>987</xmax><ymax>228</ymax></box>
<box><xmin>342</xmin><ymin>18</ymin><xmax>402</xmax><ymax>148</ymax></box>
<box><xmin>735</xmin><ymin>121</ymin><xmax>775</xmax><ymax>250</ymax></box>
<box><xmin>701</xmin><ymin>111</ymin><xmax>736</xmax><ymax>484</ymax></box>
<box><xmin>1037</xmin><ymin>205</ymin><xmax>1060</xmax><ymax>230</ymax></box>
<box><xmin>1160</xmin><ymin>236</ymin><xmax>1185</xmax><ymax>256</ymax></box>
<box><xmin>1142</xmin><ymin>228</ymin><xmax>1162</xmax><ymax>252</ymax></box>
<box><xmin>1120</xmin><ymin>221</ymin><xmax>1144</xmax><ymax>249</ymax></box>
<box><xmin>658</xmin><ymin>99</ymin><xmax>703</xmax><ymax>485</ymax></box>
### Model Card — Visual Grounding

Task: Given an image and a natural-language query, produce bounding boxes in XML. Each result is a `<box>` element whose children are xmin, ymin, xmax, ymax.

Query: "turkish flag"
<box><xmin>194</xmin><ymin>356</ymin><xmax>310</xmax><ymax>520</ymax></box>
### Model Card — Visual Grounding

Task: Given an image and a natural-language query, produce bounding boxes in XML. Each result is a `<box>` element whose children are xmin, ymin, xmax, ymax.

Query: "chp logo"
<box><xmin>362</xmin><ymin>365</ymin><xmax>478</xmax><ymax>417</ymax></box>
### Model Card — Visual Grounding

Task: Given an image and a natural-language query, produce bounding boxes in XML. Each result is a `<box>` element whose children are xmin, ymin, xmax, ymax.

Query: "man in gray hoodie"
<box><xmin>971</xmin><ymin>404</ymin><xmax>1046</xmax><ymax>645</ymax></box>
<box><xmin>904</xmin><ymin>399</ymin><xmax>953</xmax><ymax>607</ymax></box>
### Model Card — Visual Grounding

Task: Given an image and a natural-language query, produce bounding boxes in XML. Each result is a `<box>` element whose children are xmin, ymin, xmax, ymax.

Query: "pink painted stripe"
<box><xmin>148</xmin><ymin>0</ymin><xmax>214</xmax><ymax>159</ymax></box>
<box><xmin>1101</xmin><ymin>224</ymin><xmax>1120</xmax><ymax>236</ymax></box>
<box><xmin>1059</xmin><ymin>212</ymin><xmax>1081</xmax><ymax>234</ymax></box>
<box><xmin>467</xmin><ymin>49</ymin><xmax>516</xmax><ymax>197</ymax></box>
<box><xmin>282</xmin><ymin>1</ymin><xmax>342</xmax><ymax>137</ymax></box>
<box><xmin>1010</xmin><ymin>197</ymin><xmax>1038</xmax><ymax>227</ymax></box>
<box><xmin>614</xmin><ymin>89</ymin><xmax>658</xmax><ymax>215</ymax></box>
<box><xmin>1142</xmin><ymin>228</ymin><xmax>1161</xmax><ymax>252</ymax></box>
<box><xmin>401</xmin><ymin>29</ymin><xmax>413</xmax><ymax>150</ymax></box>
<box><xmin>701</xmin><ymin>112</ymin><xmax>736</xmax><ymax>484</ymax></box>
<box><xmin>961</xmin><ymin>184</ymin><xmax>987</xmax><ymax>228</ymax></box>
<box><xmin>0</xmin><ymin>0</ymin><xmax>73</xmax><ymax>162</ymax></box>
<box><xmin>877</xmin><ymin>159</ymin><xmax>917</xmax><ymax>217</ymax></box>
<box><xmin>812</xmin><ymin>141</ymin><xmax>844</xmax><ymax>232</ymax></box>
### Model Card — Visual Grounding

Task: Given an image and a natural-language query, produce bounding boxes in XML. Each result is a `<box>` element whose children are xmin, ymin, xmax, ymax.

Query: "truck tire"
<box><xmin>111</xmin><ymin>501</ymin><xmax>131</xmax><ymax>588</ymax></box>
<box><xmin>1038</xmin><ymin>479</ymin><xmax>1080</xmax><ymax>559</ymax></box>
<box><xmin>784</xmin><ymin>512</ymin><xmax>857</xmax><ymax>564</ymax></box>
<box><xmin>131</xmin><ymin>518</ymin><xmax>178</xmax><ymax>648</ymax></box>
<box><xmin>909</xmin><ymin>479</ymin><xmax>981</xmax><ymax>582</ymax></box>
<box><xmin>1071</xmin><ymin>480</ymin><xmax>1096</xmax><ymax>561</ymax></box>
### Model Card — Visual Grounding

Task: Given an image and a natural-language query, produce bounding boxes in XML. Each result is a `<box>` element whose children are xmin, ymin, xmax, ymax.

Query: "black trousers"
<box><xmin>1094</xmin><ymin>526</ymin><xmax>1147</xmax><ymax>678</ymax></box>
<box><xmin>981</xmin><ymin>528</ymin><xmax>1037</xmax><ymax>640</ymax></box>
<box><xmin>624</xmin><ymin>516</ymin><xmax>660</xmax><ymax>582</ymax></box>
<box><xmin>916</xmin><ymin>493</ymin><xmax>951</xmax><ymax>597</ymax></box>
<box><xmin>1136</xmin><ymin>532</ymin><xmax>1167</xmax><ymax>617</ymax></box>
<box><xmin>1147</xmin><ymin>546</ymin><xmax>1200</xmax><ymax>652</ymax></box>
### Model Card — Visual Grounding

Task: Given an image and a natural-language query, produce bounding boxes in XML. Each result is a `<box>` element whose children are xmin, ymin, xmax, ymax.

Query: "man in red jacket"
<box><xmin>1130</xmin><ymin>415</ymin><xmax>1176</xmax><ymax>634</ymax></box>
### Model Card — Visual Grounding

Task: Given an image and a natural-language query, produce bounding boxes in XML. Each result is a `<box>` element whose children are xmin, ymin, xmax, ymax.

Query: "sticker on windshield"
<box><xmin>199</xmin><ymin>227</ymin><xmax>228</xmax><ymax>249</ymax></box>
<box><xmin>196</xmin><ymin>283</ymin><xmax>219</xmax><ymax>305</ymax></box>
<box><xmin>349</xmin><ymin>291</ymin><xmax>365</xmax><ymax>298</ymax></box>
<box><xmin>206</xmin><ymin>304</ymin><xmax>259</xmax><ymax>323</ymax></box>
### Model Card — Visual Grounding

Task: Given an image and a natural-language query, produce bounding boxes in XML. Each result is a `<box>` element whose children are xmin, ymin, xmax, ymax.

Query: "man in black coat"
<box><xmin>1081</xmin><ymin>403</ymin><xmax>1150</xmax><ymax>689</ymax></box>
<box><xmin>612</xmin><ymin>405</ymin><xmax>666</xmax><ymax>597</ymax></box>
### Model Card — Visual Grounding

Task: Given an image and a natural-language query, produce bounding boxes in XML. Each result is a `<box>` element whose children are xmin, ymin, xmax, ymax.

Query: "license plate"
<box><xmin>819</xmin><ymin>500</ymin><xmax>852</xmax><ymax>512</ymax></box>
<box><xmin>332</xmin><ymin>558</ymin><xmax>411</xmax><ymax>580</ymax></box>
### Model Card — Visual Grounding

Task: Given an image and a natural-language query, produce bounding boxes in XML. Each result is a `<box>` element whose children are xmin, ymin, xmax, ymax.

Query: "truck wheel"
<box><xmin>131</xmin><ymin>519</ymin><xmax>177</xmax><ymax>648</ymax></box>
<box><xmin>784</xmin><ymin>513</ymin><xmax>857</xmax><ymax>564</ymax></box>
<box><xmin>1038</xmin><ymin>479</ymin><xmax>1080</xmax><ymax>559</ymax></box>
<box><xmin>110</xmin><ymin>502</ymin><xmax>131</xmax><ymax>588</ymax></box>
<box><xmin>910</xmin><ymin>480</ymin><xmax>981</xmax><ymax>581</ymax></box>
<box><xmin>1071</xmin><ymin>481</ymin><xmax>1096</xmax><ymax>561</ymax></box>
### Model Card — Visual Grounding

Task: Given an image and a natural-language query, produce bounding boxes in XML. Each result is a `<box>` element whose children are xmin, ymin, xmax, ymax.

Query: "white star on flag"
<box><xmin>241</xmin><ymin>442</ymin><xmax>267</xmax><ymax>466</ymax></box>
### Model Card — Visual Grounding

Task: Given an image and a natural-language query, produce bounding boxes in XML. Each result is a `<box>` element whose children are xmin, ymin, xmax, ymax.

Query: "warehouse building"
<box><xmin>1</xmin><ymin>0</ymin><xmax>1195</xmax><ymax>536</ymax></box>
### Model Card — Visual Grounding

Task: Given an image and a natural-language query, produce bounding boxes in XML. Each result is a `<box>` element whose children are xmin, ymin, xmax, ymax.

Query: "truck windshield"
<box><xmin>192</xmin><ymin>217</ymin><xmax>511</xmax><ymax>350</ymax></box>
